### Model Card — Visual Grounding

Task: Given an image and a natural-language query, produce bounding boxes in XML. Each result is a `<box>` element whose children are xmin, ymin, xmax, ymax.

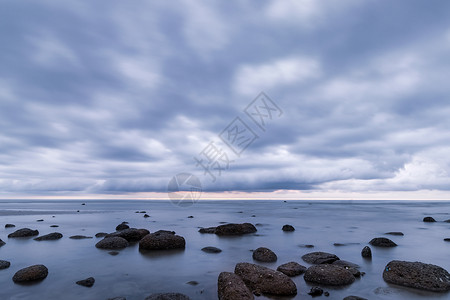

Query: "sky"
<box><xmin>1</xmin><ymin>0</ymin><xmax>450</xmax><ymax>200</ymax></box>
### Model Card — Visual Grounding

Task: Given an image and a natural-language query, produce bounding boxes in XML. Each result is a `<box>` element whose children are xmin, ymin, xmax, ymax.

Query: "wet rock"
<box><xmin>385</xmin><ymin>232</ymin><xmax>404</xmax><ymax>236</ymax></box>
<box><xmin>0</xmin><ymin>238</ymin><xmax>5</xmax><ymax>247</ymax></box>
<box><xmin>108</xmin><ymin>251</ymin><xmax>119</xmax><ymax>256</ymax></box>
<box><xmin>252</xmin><ymin>247</ymin><xmax>277</xmax><ymax>262</ymax></box>
<box><xmin>215</xmin><ymin>223</ymin><xmax>257</xmax><ymax>236</ymax></box>
<box><xmin>199</xmin><ymin>227</ymin><xmax>216</xmax><ymax>234</ymax></box>
<box><xmin>218</xmin><ymin>272</ymin><xmax>254</xmax><ymax>300</ymax></box>
<box><xmin>36</xmin><ymin>219</ymin><xmax>44</xmax><ymax>222</ymax></box>
<box><xmin>282</xmin><ymin>225</ymin><xmax>295</xmax><ymax>232</ymax></box>
<box><xmin>445</xmin><ymin>219</ymin><xmax>450</xmax><ymax>223</ymax></box>
<box><xmin>361</xmin><ymin>246</ymin><xmax>372</xmax><ymax>258</ymax></box>
<box><xmin>116</xmin><ymin>223</ymin><xmax>130</xmax><ymax>231</ymax></box>
<box><xmin>12</xmin><ymin>264</ymin><xmax>48</xmax><ymax>283</ymax></box>
<box><xmin>301</xmin><ymin>252</ymin><xmax>340</xmax><ymax>264</ymax></box>
<box><xmin>324</xmin><ymin>291</ymin><xmax>329</xmax><ymax>296</ymax></box>
<box><xmin>139</xmin><ymin>231</ymin><xmax>185</xmax><ymax>250</ymax></box>
<box><xmin>143</xmin><ymin>214</ymin><xmax>150</xmax><ymax>218</ymax></box>
<box><xmin>308</xmin><ymin>286</ymin><xmax>323</xmax><ymax>296</ymax></box>
<box><xmin>333</xmin><ymin>242</ymin><xmax>360</xmax><ymax>247</ymax></box>
<box><xmin>304</xmin><ymin>264</ymin><xmax>355</xmax><ymax>286</ymax></box>
<box><xmin>81</xmin><ymin>203</ymin><xmax>86</xmax><ymax>205</ymax></box>
<box><xmin>106</xmin><ymin>228</ymin><xmax>150</xmax><ymax>242</ymax></box>
<box><xmin>343</xmin><ymin>296</ymin><xmax>368</xmax><ymax>300</ymax></box>
<box><xmin>299</xmin><ymin>244</ymin><xmax>315</xmax><ymax>248</ymax></box>
<box><xmin>95</xmin><ymin>237</ymin><xmax>129</xmax><ymax>249</ymax></box>
<box><xmin>144</xmin><ymin>293</ymin><xmax>190</xmax><ymax>300</ymax></box>
<box><xmin>277</xmin><ymin>262</ymin><xmax>306</xmax><ymax>277</ymax></box>
<box><xmin>444</xmin><ymin>238</ymin><xmax>450</xmax><ymax>242</ymax></box>
<box><xmin>186</xmin><ymin>281</ymin><xmax>198</xmax><ymax>286</ymax></box>
<box><xmin>34</xmin><ymin>232</ymin><xmax>63</xmax><ymax>241</ymax></box>
<box><xmin>234</xmin><ymin>262</ymin><xmax>297</xmax><ymax>296</ymax></box>
<box><xmin>50</xmin><ymin>225</ymin><xmax>59</xmax><ymax>228</ymax></box>
<box><xmin>383</xmin><ymin>260</ymin><xmax>450</xmax><ymax>292</ymax></box>
<box><xmin>202</xmin><ymin>246</ymin><xmax>222</xmax><ymax>253</ymax></box>
<box><xmin>0</xmin><ymin>260</ymin><xmax>10</xmax><ymax>269</ymax></box>
<box><xmin>95</xmin><ymin>232</ymin><xmax>108</xmax><ymax>238</ymax></box>
<box><xmin>8</xmin><ymin>228</ymin><xmax>39</xmax><ymax>238</ymax></box>
<box><xmin>5</xmin><ymin>224</ymin><xmax>15</xmax><ymax>228</ymax></box>
<box><xmin>332</xmin><ymin>260</ymin><xmax>360</xmax><ymax>269</ymax></box>
<box><xmin>69</xmin><ymin>235</ymin><xmax>93</xmax><ymax>239</ymax></box>
<box><xmin>76</xmin><ymin>277</ymin><xmax>95</xmax><ymax>287</ymax></box>
<box><xmin>369</xmin><ymin>237</ymin><xmax>397</xmax><ymax>247</ymax></box>
<box><xmin>423</xmin><ymin>216</ymin><xmax>436</xmax><ymax>222</ymax></box>
<box><xmin>187</xmin><ymin>216</ymin><xmax>194</xmax><ymax>218</ymax></box>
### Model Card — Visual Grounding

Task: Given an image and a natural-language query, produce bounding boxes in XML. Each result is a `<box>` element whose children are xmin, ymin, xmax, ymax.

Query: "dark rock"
<box><xmin>139</xmin><ymin>231</ymin><xmax>185</xmax><ymax>250</ymax></box>
<box><xmin>361</xmin><ymin>246</ymin><xmax>372</xmax><ymax>258</ymax></box>
<box><xmin>423</xmin><ymin>216</ymin><xmax>436</xmax><ymax>222</ymax></box>
<box><xmin>383</xmin><ymin>260</ymin><xmax>450</xmax><ymax>292</ymax></box>
<box><xmin>0</xmin><ymin>260</ymin><xmax>10</xmax><ymax>269</ymax></box>
<box><xmin>8</xmin><ymin>228</ymin><xmax>39</xmax><ymax>238</ymax></box>
<box><xmin>308</xmin><ymin>286</ymin><xmax>323</xmax><ymax>296</ymax></box>
<box><xmin>445</xmin><ymin>219</ymin><xmax>450</xmax><ymax>223</ymax></box>
<box><xmin>302</xmin><ymin>252</ymin><xmax>340</xmax><ymax>264</ymax></box>
<box><xmin>385</xmin><ymin>232</ymin><xmax>404</xmax><ymax>236</ymax></box>
<box><xmin>218</xmin><ymin>272</ymin><xmax>254</xmax><ymax>300</ymax></box>
<box><xmin>5</xmin><ymin>224</ymin><xmax>15</xmax><ymax>228</ymax></box>
<box><xmin>108</xmin><ymin>251</ymin><xmax>120</xmax><ymax>256</ymax></box>
<box><xmin>215</xmin><ymin>223</ymin><xmax>257</xmax><ymax>236</ymax></box>
<box><xmin>144</xmin><ymin>293</ymin><xmax>190</xmax><ymax>300</ymax></box>
<box><xmin>106</xmin><ymin>228</ymin><xmax>150</xmax><ymax>242</ymax></box>
<box><xmin>202</xmin><ymin>246</ymin><xmax>222</xmax><ymax>253</ymax></box>
<box><xmin>252</xmin><ymin>247</ymin><xmax>277</xmax><ymax>262</ymax></box>
<box><xmin>444</xmin><ymin>238</ymin><xmax>450</xmax><ymax>242</ymax></box>
<box><xmin>76</xmin><ymin>277</ymin><xmax>95</xmax><ymax>287</ymax></box>
<box><xmin>282</xmin><ymin>225</ymin><xmax>295</xmax><ymax>232</ymax></box>
<box><xmin>143</xmin><ymin>214</ymin><xmax>150</xmax><ymax>218</ymax></box>
<box><xmin>50</xmin><ymin>225</ymin><xmax>59</xmax><ymax>228</ymax></box>
<box><xmin>69</xmin><ymin>235</ymin><xmax>93</xmax><ymax>239</ymax></box>
<box><xmin>277</xmin><ymin>262</ymin><xmax>306</xmax><ymax>277</ymax></box>
<box><xmin>36</xmin><ymin>219</ymin><xmax>44</xmax><ymax>222</ymax></box>
<box><xmin>343</xmin><ymin>297</ymin><xmax>368</xmax><ymax>300</ymax></box>
<box><xmin>81</xmin><ymin>203</ymin><xmax>86</xmax><ymax>205</ymax></box>
<box><xmin>12</xmin><ymin>264</ymin><xmax>48</xmax><ymax>283</ymax></box>
<box><xmin>187</xmin><ymin>216</ymin><xmax>194</xmax><ymax>218</ymax></box>
<box><xmin>34</xmin><ymin>232</ymin><xmax>63</xmax><ymax>241</ymax></box>
<box><xmin>116</xmin><ymin>223</ymin><xmax>130</xmax><ymax>231</ymax></box>
<box><xmin>0</xmin><ymin>238</ymin><xmax>5</xmax><ymax>247</ymax></box>
<box><xmin>95</xmin><ymin>232</ymin><xmax>108</xmax><ymax>238</ymax></box>
<box><xmin>234</xmin><ymin>262</ymin><xmax>297</xmax><ymax>296</ymax></box>
<box><xmin>186</xmin><ymin>281</ymin><xmax>198</xmax><ymax>286</ymax></box>
<box><xmin>199</xmin><ymin>227</ymin><xmax>216</xmax><ymax>234</ymax></box>
<box><xmin>304</xmin><ymin>264</ymin><xmax>355</xmax><ymax>286</ymax></box>
<box><xmin>299</xmin><ymin>244</ymin><xmax>315</xmax><ymax>248</ymax></box>
<box><xmin>96</xmin><ymin>237</ymin><xmax>129</xmax><ymax>249</ymax></box>
<box><xmin>324</xmin><ymin>291</ymin><xmax>329</xmax><ymax>296</ymax></box>
<box><xmin>369</xmin><ymin>237</ymin><xmax>397</xmax><ymax>247</ymax></box>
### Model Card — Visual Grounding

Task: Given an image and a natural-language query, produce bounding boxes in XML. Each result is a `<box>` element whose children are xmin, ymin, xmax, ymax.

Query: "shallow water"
<box><xmin>0</xmin><ymin>200</ymin><xmax>449</xmax><ymax>300</ymax></box>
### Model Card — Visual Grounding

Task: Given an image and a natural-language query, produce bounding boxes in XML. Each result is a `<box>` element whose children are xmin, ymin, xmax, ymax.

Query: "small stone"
<box><xmin>343</xmin><ymin>296</ymin><xmax>368</xmax><ymax>300</ymax></box>
<box><xmin>187</xmin><ymin>216</ymin><xmax>194</xmax><ymax>218</ymax></box>
<box><xmin>423</xmin><ymin>216</ymin><xmax>436</xmax><ymax>222</ymax></box>
<box><xmin>252</xmin><ymin>247</ymin><xmax>277</xmax><ymax>262</ymax></box>
<box><xmin>8</xmin><ymin>228</ymin><xmax>39</xmax><ymax>238</ymax></box>
<box><xmin>69</xmin><ymin>235</ymin><xmax>93</xmax><ymax>239</ymax></box>
<box><xmin>81</xmin><ymin>203</ymin><xmax>86</xmax><ymax>205</ymax></box>
<box><xmin>308</xmin><ymin>287</ymin><xmax>323</xmax><ymax>296</ymax></box>
<box><xmin>186</xmin><ymin>281</ymin><xmax>198</xmax><ymax>285</ymax></box>
<box><xmin>108</xmin><ymin>251</ymin><xmax>120</xmax><ymax>256</ymax></box>
<box><xmin>444</xmin><ymin>238</ymin><xmax>450</xmax><ymax>242</ymax></box>
<box><xmin>0</xmin><ymin>239</ymin><xmax>5</xmax><ymax>247</ymax></box>
<box><xmin>324</xmin><ymin>291</ymin><xmax>330</xmax><ymax>296</ymax></box>
<box><xmin>0</xmin><ymin>260</ymin><xmax>11</xmax><ymax>269</ymax></box>
<box><xmin>277</xmin><ymin>262</ymin><xmax>307</xmax><ymax>276</ymax></box>
<box><xmin>199</xmin><ymin>227</ymin><xmax>216</xmax><ymax>234</ymax></box>
<box><xmin>143</xmin><ymin>214</ymin><xmax>150</xmax><ymax>218</ymax></box>
<box><xmin>34</xmin><ymin>232</ymin><xmax>63</xmax><ymax>241</ymax></box>
<box><xmin>5</xmin><ymin>224</ymin><xmax>15</xmax><ymax>228</ymax></box>
<box><xmin>50</xmin><ymin>225</ymin><xmax>59</xmax><ymax>228</ymax></box>
<box><xmin>282</xmin><ymin>225</ymin><xmax>295</xmax><ymax>232</ymax></box>
<box><xmin>361</xmin><ymin>246</ymin><xmax>372</xmax><ymax>258</ymax></box>
<box><xmin>116</xmin><ymin>223</ymin><xmax>130</xmax><ymax>231</ymax></box>
<box><xmin>96</xmin><ymin>237</ymin><xmax>129</xmax><ymax>249</ymax></box>
<box><xmin>76</xmin><ymin>277</ymin><xmax>95</xmax><ymax>287</ymax></box>
<box><xmin>299</xmin><ymin>244</ymin><xmax>314</xmax><ymax>248</ymax></box>
<box><xmin>385</xmin><ymin>232</ymin><xmax>404</xmax><ymax>236</ymax></box>
<box><xmin>12</xmin><ymin>264</ymin><xmax>48</xmax><ymax>283</ymax></box>
<box><xmin>215</xmin><ymin>223</ymin><xmax>257</xmax><ymax>236</ymax></box>
<box><xmin>369</xmin><ymin>237</ymin><xmax>397</xmax><ymax>247</ymax></box>
<box><xmin>201</xmin><ymin>246</ymin><xmax>222</xmax><ymax>253</ymax></box>
<box><xmin>36</xmin><ymin>219</ymin><xmax>44</xmax><ymax>222</ymax></box>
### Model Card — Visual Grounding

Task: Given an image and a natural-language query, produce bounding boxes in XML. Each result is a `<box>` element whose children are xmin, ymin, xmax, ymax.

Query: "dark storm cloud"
<box><xmin>1</xmin><ymin>0</ymin><xmax>450</xmax><ymax>196</ymax></box>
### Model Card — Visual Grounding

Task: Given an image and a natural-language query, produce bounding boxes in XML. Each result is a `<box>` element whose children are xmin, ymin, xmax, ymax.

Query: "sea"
<box><xmin>0</xmin><ymin>200</ymin><xmax>449</xmax><ymax>300</ymax></box>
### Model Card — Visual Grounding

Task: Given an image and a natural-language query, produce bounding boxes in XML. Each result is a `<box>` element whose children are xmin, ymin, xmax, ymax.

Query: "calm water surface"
<box><xmin>0</xmin><ymin>200</ymin><xmax>449</xmax><ymax>300</ymax></box>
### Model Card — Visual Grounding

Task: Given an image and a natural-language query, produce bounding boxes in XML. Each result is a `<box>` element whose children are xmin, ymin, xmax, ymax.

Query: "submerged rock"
<box><xmin>423</xmin><ymin>216</ymin><xmax>436</xmax><ymax>222</ymax></box>
<box><xmin>199</xmin><ymin>227</ymin><xmax>216</xmax><ymax>234</ymax></box>
<box><xmin>276</xmin><ymin>262</ymin><xmax>306</xmax><ymax>277</ymax></box>
<box><xmin>139</xmin><ymin>231</ymin><xmax>185</xmax><ymax>250</ymax></box>
<box><xmin>69</xmin><ymin>235</ymin><xmax>93</xmax><ymax>239</ymax></box>
<box><xmin>361</xmin><ymin>246</ymin><xmax>372</xmax><ymax>258</ymax></box>
<box><xmin>106</xmin><ymin>228</ymin><xmax>150</xmax><ymax>242</ymax></box>
<box><xmin>12</xmin><ymin>264</ymin><xmax>48</xmax><ymax>283</ymax></box>
<box><xmin>95</xmin><ymin>232</ymin><xmax>108</xmax><ymax>238</ymax></box>
<box><xmin>304</xmin><ymin>264</ymin><xmax>355</xmax><ymax>286</ymax></box>
<box><xmin>76</xmin><ymin>277</ymin><xmax>95</xmax><ymax>287</ymax></box>
<box><xmin>383</xmin><ymin>260</ymin><xmax>450</xmax><ymax>292</ymax></box>
<box><xmin>215</xmin><ymin>223</ymin><xmax>257</xmax><ymax>236</ymax></box>
<box><xmin>0</xmin><ymin>238</ymin><xmax>5</xmax><ymax>247</ymax></box>
<box><xmin>234</xmin><ymin>262</ymin><xmax>297</xmax><ymax>296</ymax></box>
<box><xmin>252</xmin><ymin>247</ymin><xmax>277</xmax><ymax>262</ymax></box>
<box><xmin>50</xmin><ymin>225</ymin><xmax>59</xmax><ymax>228</ymax></box>
<box><xmin>202</xmin><ymin>246</ymin><xmax>222</xmax><ymax>253</ymax></box>
<box><xmin>144</xmin><ymin>293</ymin><xmax>190</xmax><ymax>300</ymax></box>
<box><xmin>218</xmin><ymin>272</ymin><xmax>254</xmax><ymax>300</ymax></box>
<box><xmin>5</xmin><ymin>224</ymin><xmax>15</xmax><ymax>228</ymax></box>
<box><xmin>115</xmin><ymin>223</ymin><xmax>130</xmax><ymax>231</ymax></box>
<box><xmin>8</xmin><ymin>228</ymin><xmax>39</xmax><ymax>238</ymax></box>
<box><xmin>301</xmin><ymin>251</ymin><xmax>340</xmax><ymax>264</ymax></box>
<box><xmin>34</xmin><ymin>232</ymin><xmax>63</xmax><ymax>241</ymax></box>
<box><xmin>282</xmin><ymin>225</ymin><xmax>295</xmax><ymax>232</ymax></box>
<box><xmin>369</xmin><ymin>237</ymin><xmax>397</xmax><ymax>247</ymax></box>
<box><xmin>95</xmin><ymin>237</ymin><xmax>129</xmax><ymax>249</ymax></box>
<box><xmin>385</xmin><ymin>232</ymin><xmax>404</xmax><ymax>236</ymax></box>
<box><xmin>308</xmin><ymin>286</ymin><xmax>323</xmax><ymax>296</ymax></box>
<box><xmin>143</xmin><ymin>214</ymin><xmax>150</xmax><ymax>218</ymax></box>
<box><xmin>0</xmin><ymin>260</ymin><xmax>11</xmax><ymax>269</ymax></box>
<box><xmin>343</xmin><ymin>296</ymin><xmax>368</xmax><ymax>300</ymax></box>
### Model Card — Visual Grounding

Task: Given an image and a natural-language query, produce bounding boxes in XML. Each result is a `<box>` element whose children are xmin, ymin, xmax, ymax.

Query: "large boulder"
<box><xmin>34</xmin><ymin>232</ymin><xmax>63</xmax><ymax>241</ymax></box>
<box><xmin>383</xmin><ymin>260</ymin><xmax>450</xmax><ymax>292</ymax></box>
<box><xmin>277</xmin><ymin>262</ymin><xmax>306</xmax><ymax>277</ymax></box>
<box><xmin>369</xmin><ymin>237</ymin><xmax>397</xmax><ymax>247</ymax></box>
<box><xmin>8</xmin><ymin>228</ymin><xmax>39</xmax><ymax>238</ymax></box>
<box><xmin>301</xmin><ymin>251</ymin><xmax>340</xmax><ymax>264</ymax></box>
<box><xmin>234</xmin><ymin>262</ymin><xmax>297</xmax><ymax>296</ymax></box>
<box><xmin>252</xmin><ymin>247</ymin><xmax>277</xmax><ymax>262</ymax></box>
<box><xmin>139</xmin><ymin>231</ymin><xmax>185</xmax><ymax>250</ymax></box>
<box><xmin>144</xmin><ymin>293</ymin><xmax>190</xmax><ymax>300</ymax></box>
<box><xmin>215</xmin><ymin>223</ymin><xmax>257</xmax><ymax>236</ymax></box>
<box><xmin>218</xmin><ymin>272</ymin><xmax>254</xmax><ymax>300</ymax></box>
<box><xmin>12</xmin><ymin>264</ymin><xmax>48</xmax><ymax>283</ymax></box>
<box><xmin>304</xmin><ymin>264</ymin><xmax>355</xmax><ymax>286</ymax></box>
<box><xmin>106</xmin><ymin>228</ymin><xmax>150</xmax><ymax>242</ymax></box>
<box><xmin>95</xmin><ymin>237</ymin><xmax>129</xmax><ymax>249</ymax></box>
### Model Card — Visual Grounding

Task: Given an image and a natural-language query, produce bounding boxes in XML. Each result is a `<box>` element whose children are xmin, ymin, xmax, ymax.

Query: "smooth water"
<box><xmin>0</xmin><ymin>200</ymin><xmax>449</xmax><ymax>300</ymax></box>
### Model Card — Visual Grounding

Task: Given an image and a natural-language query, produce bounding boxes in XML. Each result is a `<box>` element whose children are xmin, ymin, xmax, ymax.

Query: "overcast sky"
<box><xmin>1</xmin><ymin>0</ymin><xmax>450</xmax><ymax>199</ymax></box>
